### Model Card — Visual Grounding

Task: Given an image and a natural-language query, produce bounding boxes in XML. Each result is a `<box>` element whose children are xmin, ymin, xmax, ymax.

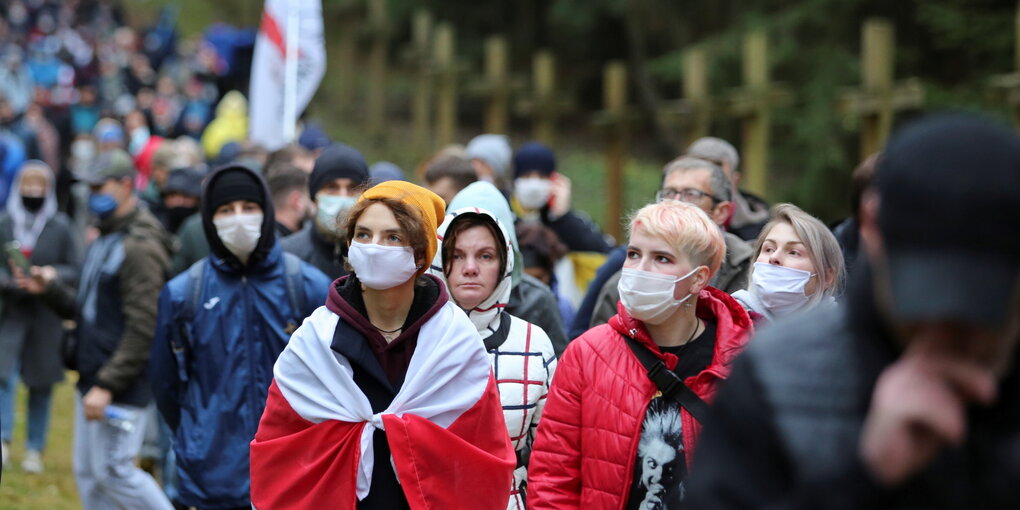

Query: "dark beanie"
<box><xmin>206</xmin><ymin>167</ymin><xmax>265</xmax><ymax>210</ymax></box>
<box><xmin>309</xmin><ymin>143</ymin><xmax>370</xmax><ymax>196</ymax></box>
<box><xmin>513</xmin><ymin>142</ymin><xmax>556</xmax><ymax>179</ymax></box>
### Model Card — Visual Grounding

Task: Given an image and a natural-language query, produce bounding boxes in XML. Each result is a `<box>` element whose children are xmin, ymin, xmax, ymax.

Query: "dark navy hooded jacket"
<box><xmin>149</xmin><ymin>164</ymin><xmax>330</xmax><ymax>508</ymax></box>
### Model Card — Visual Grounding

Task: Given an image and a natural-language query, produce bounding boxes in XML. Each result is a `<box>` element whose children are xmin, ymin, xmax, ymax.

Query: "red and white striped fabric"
<box><xmin>249</xmin><ymin>303</ymin><xmax>515</xmax><ymax>509</ymax></box>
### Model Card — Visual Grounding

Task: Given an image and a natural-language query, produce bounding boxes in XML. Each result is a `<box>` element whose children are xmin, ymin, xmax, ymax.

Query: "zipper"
<box><xmin>242</xmin><ymin>274</ymin><xmax>259</xmax><ymax>431</ymax></box>
<box><xmin>618</xmin><ymin>383</ymin><xmax>657</xmax><ymax>510</ymax></box>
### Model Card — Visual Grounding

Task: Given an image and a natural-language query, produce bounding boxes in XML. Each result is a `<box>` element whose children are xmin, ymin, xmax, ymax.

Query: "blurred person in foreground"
<box><xmin>250</xmin><ymin>181</ymin><xmax>514</xmax><ymax>509</ymax></box>
<box><xmin>14</xmin><ymin>149</ymin><xmax>174</xmax><ymax>509</ymax></box>
<box><xmin>281</xmin><ymin>143</ymin><xmax>371</xmax><ymax>280</ymax></box>
<box><xmin>150</xmin><ymin>165</ymin><xmax>329</xmax><ymax>510</ymax></box>
<box><xmin>431</xmin><ymin>206</ymin><xmax>558</xmax><ymax>508</ymax></box>
<box><xmin>731</xmin><ymin>203</ymin><xmax>845</xmax><ymax>323</ymax></box>
<box><xmin>527</xmin><ymin>200</ymin><xmax>754</xmax><ymax>509</ymax></box>
<box><xmin>686</xmin><ymin>113</ymin><xmax>1020</xmax><ymax>509</ymax></box>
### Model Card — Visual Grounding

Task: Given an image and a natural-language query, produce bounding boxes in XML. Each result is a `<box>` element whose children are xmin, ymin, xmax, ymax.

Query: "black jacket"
<box><xmin>686</xmin><ymin>264</ymin><xmax>1020</xmax><ymax>509</ymax></box>
<box><xmin>280</xmin><ymin>222</ymin><xmax>349</xmax><ymax>281</ymax></box>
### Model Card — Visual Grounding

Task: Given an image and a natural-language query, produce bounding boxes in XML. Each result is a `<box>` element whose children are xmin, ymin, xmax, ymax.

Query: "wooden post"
<box><xmin>365</xmin><ymin>0</ymin><xmax>388</xmax><ymax>138</ymax></box>
<box><xmin>603</xmin><ymin>61</ymin><xmax>627</xmax><ymax>241</ymax></box>
<box><xmin>411</xmin><ymin>9</ymin><xmax>433</xmax><ymax>153</ymax></box>
<box><xmin>533</xmin><ymin>51</ymin><xmax>556</xmax><ymax>143</ymax></box>
<box><xmin>336</xmin><ymin>15</ymin><xmax>359</xmax><ymax>113</ymax></box>
<box><xmin>741</xmin><ymin>31</ymin><xmax>770</xmax><ymax>197</ymax></box>
<box><xmin>682</xmin><ymin>47</ymin><xmax>711</xmax><ymax>144</ymax></box>
<box><xmin>860</xmin><ymin>20</ymin><xmax>893</xmax><ymax>159</ymax></box>
<box><xmin>484</xmin><ymin>35</ymin><xmax>509</xmax><ymax>134</ymax></box>
<box><xmin>839</xmin><ymin>19</ymin><xmax>924</xmax><ymax>159</ymax></box>
<box><xmin>434</xmin><ymin>23</ymin><xmax>456</xmax><ymax>147</ymax></box>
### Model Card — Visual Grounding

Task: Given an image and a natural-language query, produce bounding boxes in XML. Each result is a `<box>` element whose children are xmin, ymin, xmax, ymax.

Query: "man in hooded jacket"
<box><xmin>149</xmin><ymin>164</ymin><xmax>330</xmax><ymax>510</ymax></box>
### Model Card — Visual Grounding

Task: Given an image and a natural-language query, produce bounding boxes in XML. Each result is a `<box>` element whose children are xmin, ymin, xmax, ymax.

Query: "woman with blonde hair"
<box><xmin>732</xmin><ymin>203</ymin><xmax>846</xmax><ymax>322</ymax></box>
<box><xmin>527</xmin><ymin>200</ymin><xmax>754</xmax><ymax>510</ymax></box>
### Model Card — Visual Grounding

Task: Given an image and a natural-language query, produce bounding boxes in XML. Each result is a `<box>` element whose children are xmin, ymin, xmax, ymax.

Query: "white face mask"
<box><xmin>617</xmin><ymin>267</ymin><xmax>699</xmax><ymax>325</ymax></box>
<box><xmin>214</xmin><ymin>213</ymin><xmax>263</xmax><ymax>264</ymax></box>
<box><xmin>348</xmin><ymin>242</ymin><xmax>418</xmax><ymax>290</ymax></box>
<box><xmin>514</xmin><ymin>177</ymin><xmax>551</xmax><ymax>210</ymax></box>
<box><xmin>750</xmin><ymin>262</ymin><xmax>817</xmax><ymax>316</ymax></box>
<box><xmin>316</xmin><ymin>194</ymin><xmax>357</xmax><ymax>234</ymax></box>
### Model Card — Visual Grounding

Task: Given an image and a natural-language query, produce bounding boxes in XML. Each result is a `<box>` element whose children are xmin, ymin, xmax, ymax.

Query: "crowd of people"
<box><xmin>1</xmin><ymin>2</ymin><xmax>1019</xmax><ymax>510</ymax></box>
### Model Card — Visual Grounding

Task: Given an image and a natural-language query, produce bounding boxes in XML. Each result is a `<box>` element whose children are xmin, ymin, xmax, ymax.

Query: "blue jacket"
<box><xmin>150</xmin><ymin>242</ymin><xmax>329</xmax><ymax>508</ymax></box>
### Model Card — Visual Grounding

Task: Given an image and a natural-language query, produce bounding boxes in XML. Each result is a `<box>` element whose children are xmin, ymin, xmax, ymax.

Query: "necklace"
<box><xmin>374</xmin><ymin>324</ymin><xmax>402</xmax><ymax>334</ymax></box>
<box><xmin>682</xmin><ymin>320</ymin><xmax>701</xmax><ymax>345</ymax></box>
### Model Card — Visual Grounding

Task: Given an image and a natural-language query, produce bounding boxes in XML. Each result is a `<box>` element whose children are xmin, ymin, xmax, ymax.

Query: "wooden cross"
<box><xmin>434</xmin><ymin>23</ymin><xmax>457</xmax><ymax>147</ymax></box>
<box><xmin>463</xmin><ymin>35</ymin><xmax>519</xmax><ymax>135</ymax></box>
<box><xmin>408</xmin><ymin>9</ymin><xmax>433</xmax><ymax>154</ymax></box>
<box><xmin>594</xmin><ymin>61</ymin><xmax>631</xmax><ymax>241</ymax></box>
<box><xmin>839</xmin><ymin>18</ymin><xmax>924</xmax><ymax>160</ymax></box>
<box><xmin>720</xmin><ymin>30</ymin><xmax>792</xmax><ymax>198</ymax></box>
<box><xmin>659</xmin><ymin>47</ymin><xmax>715</xmax><ymax>148</ymax></box>
<box><xmin>514</xmin><ymin>50</ymin><xmax>574</xmax><ymax>145</ymax></box>
<box><xmin>988</xmin><ymin>2</ymin><xmax>1020</xmax><ymax>128</ymax></box>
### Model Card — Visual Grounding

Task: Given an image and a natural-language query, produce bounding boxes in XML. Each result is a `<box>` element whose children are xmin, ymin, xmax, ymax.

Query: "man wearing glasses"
<box><xmin>583</xmin><ymin>157</ymin><xmax>753</xmax><ymax>330</ymax></box>
<box><xmin>686</xmin><ymin>137</ymin><xmax>770</xmax><ymax>242</ymax></box>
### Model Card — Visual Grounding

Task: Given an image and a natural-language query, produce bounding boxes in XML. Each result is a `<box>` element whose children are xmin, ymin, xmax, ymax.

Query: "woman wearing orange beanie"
<box><xmin>250</xmin><ymin>181</ymin><xmax>515</xmax><ymax>510</ymax></box>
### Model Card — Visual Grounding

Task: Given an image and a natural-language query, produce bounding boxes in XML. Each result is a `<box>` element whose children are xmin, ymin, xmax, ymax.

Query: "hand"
<box><xmin>859</xmin><ymin>342</ymin><xmax>997</xmax><ymax>486</ymax></box>
<box><xmin>82</xmin><ymin>386</ymin><xmax>113</xmax><ymax>421</ymax></box>
<box><xmin>548</xmin><ymin>174</ymin><xmax>572</xmax><ymax>220</ymax></box>
<box><xmin>11</xmin><ymin>264</ymin><xmax>55</xmax><ymax>294</ymax></box>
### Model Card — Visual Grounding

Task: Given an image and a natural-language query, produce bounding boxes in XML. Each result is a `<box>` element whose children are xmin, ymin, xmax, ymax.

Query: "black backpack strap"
<box><xmin>623</xmin><ymin>335</ymin><xmax>711</xmax><ymax>423</ymax></box>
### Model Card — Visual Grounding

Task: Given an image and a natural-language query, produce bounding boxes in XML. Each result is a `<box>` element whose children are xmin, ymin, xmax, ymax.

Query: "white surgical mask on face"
<box><xmin>214</xmin><ymin>213</ymin><xmax>263</xmax><ymax>264</ymax></box>
<box><xmin>514</xmin><ymin>177</ymin><xmax>551</xmax><ymax>210</ymax></box>
<box><xmin>316</xmin><ymin>194</ymin><xmax>357</xmax><ymax>234</ymax></box>
<box><xmin>617</xmin><ymin>266</ymin><xmax>699</xmax><ymax>325</ymax></box>
<box><xmin>348</xmin><ymin>242</ymin><xmax>418</xmax><ymax>290</ymax></box>
<box><xmin>749</xmin><ymin>262</ymin><xmax>817</xmax><ymax>316</ymax></box>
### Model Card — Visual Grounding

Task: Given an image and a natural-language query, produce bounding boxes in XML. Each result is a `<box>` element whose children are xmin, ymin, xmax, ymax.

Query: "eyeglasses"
<box><xmin>656</xmin><ymin>188</ymin><xmax>722</xmax><ymax>204</ymax></box>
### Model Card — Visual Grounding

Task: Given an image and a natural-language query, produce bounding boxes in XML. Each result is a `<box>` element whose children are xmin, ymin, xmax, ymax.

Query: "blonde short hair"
<box><xmin>628</xmin><ymin>200</ymin><xmax>726</xmax><ymax>277</ymax></box>
<box><xmin>752</xmin><ymin>203</ymin><xmax>846</xmax><ymax>298</ymax></box>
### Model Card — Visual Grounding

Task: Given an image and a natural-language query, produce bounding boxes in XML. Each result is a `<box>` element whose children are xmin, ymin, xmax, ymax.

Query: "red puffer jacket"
<box><xmin>527</xmin><ymin>286</ymin><xmax>754</xmax><ymax>510</ymax></box>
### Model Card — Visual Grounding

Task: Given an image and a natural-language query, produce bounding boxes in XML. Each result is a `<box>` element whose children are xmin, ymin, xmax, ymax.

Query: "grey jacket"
<box><xmin>0</xmin><ymin>212</ymin><xmax>81</xmax><ymax>387</ymax></box>
<box><xmin>506</xmin><ymin>274</ymin><xmax>568</xmax><ymax>356</ymax></box>
<box><xmin>280</xmin><ymin>222</ymin><xmax>349</xmax><ymax>281</ymax></box>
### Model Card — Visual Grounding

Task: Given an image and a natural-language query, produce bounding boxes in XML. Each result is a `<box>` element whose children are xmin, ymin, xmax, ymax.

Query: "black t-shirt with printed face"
<box><xmin>625</xmin><ymin>320</ymin><xmax>717</xmax><ymax>510</ymax></box>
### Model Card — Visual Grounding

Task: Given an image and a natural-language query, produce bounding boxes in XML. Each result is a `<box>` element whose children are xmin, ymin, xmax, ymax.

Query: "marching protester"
<box><xmin>265</xmin><ymin>163</ymin><xmax>311</xmax><ymax>238</ymax></box>
<box><xmin>431</xmin><ymin>206</ymin><xmax>558</xmax><ymax>509</ymax></box>
<box><xmin>686</xmin><ymin>136</ymin><xmax>770</xmax><ymax>241</ymax></box>
<box><xmin>686</xmin><ymin>113</ymin><xmax>1020</xmax><ymax>509</ymax></box>
<box><xmin>527</xmin><ymin>200</ymin><xmax>754</xmax><ymax>509</ymax></box>
<box><xmin>585</xmin><ymin>156</ymin><xmax>755</xmax><ymax>331</ymax></box>
<box><xmin>731</xmin><ymin>203</ymin><xmax>845</xmax><ymax>322</ymax></box>
<box><xmin>281</xmin><ymin>143</ymin><xmax>371</xmax><ymax>280</ymax></box>
<box><xmin>150</xmin><ymin>164</ymin><xmax>329</xmax><ymax>510</ymax></box>
<box><xmin>0</xmin><ymin>161</ymin><xmax>80</xmax><ymax>473</ymax></box>
<box><xmin>447</xmin><ymin>181</ymin><xmax>570</xmax><ymax>354</ymax></box>
<box><xmin>13</xmin><ymin>150</ymin><xmax>174</xmax><ymax>509</ymax></box>
<box><xmin>250</xmin><ymin>181</ymin><xmax>515</xmax><ymax>509</ymax></box>
<box><xmin>511</xmin><ymin>141</ymin><xmax>614</xmax><ymax>254</ymax></box>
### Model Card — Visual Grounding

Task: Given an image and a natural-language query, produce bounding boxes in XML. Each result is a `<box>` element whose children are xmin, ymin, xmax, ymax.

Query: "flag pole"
<box><xmin>282</xmin><ymin>3</ymin><xmax>299</xmax><ymax>143</ymax></box>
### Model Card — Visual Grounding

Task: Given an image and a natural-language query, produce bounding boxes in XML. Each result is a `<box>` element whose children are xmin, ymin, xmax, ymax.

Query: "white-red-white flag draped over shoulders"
<box><xmin>250</xmin><ymin>303</ymin><xmax>516</xmax><ymax>510</ymax></box>
<box><xmin>248</xmin><ymin>0</ymin><xmax>325</xmax><ymax>151</ymax></box>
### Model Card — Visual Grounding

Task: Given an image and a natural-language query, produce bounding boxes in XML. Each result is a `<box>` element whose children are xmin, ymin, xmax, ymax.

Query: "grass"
<box><xmin>0</xmin><ymin>379</ymin><xmax>81</xmax><ymax>510</ymax></box>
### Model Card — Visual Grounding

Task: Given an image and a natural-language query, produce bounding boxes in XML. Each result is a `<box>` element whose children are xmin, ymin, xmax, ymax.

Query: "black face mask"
<box><xmin>166</xmin><ymin>206</ymin><xmax>198</xmax><ymax>233</ymax></box>
<box><xmin>21</xmin><ymin>195</ymin><xmax>44</xmax><ymax>212</ymax></box>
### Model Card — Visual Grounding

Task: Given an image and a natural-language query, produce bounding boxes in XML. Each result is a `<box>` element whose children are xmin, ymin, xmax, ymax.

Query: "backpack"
<box><xmin>169</xmin><ymin>253</ymin><xmax>306</xmax><ymax>384</ymax></box>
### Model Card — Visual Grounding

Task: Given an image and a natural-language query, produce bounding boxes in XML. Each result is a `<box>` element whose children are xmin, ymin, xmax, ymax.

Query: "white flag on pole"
<box><xmin>249</xmin><ymin>0</ymin><xmax>326</xmax><ymax>151</ymax></box>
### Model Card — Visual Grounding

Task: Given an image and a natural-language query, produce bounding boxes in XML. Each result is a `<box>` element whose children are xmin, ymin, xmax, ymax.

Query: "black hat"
<box><xmin>205</xmin><ymin>166</ymin><xmax>265</xmax><ymax>211</ymax></box>
<box><xmin>163</xmin><ymin>166</ymin><xmax>206</xmax><ymax>197</ymax></box>
<box><xmin>876</xmin><ymin>113</ymin><xmax>1020</xmax><ymax>327</ymax></box>
<box><xmin>309</xmin><ymin>143</ymin><xmax>369</xmax><ymax>197</ymax></box>
<box><xmin>513</xmin><ymin>142</ymin><xmax>556</xmax><ymax>179</ymax></box>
